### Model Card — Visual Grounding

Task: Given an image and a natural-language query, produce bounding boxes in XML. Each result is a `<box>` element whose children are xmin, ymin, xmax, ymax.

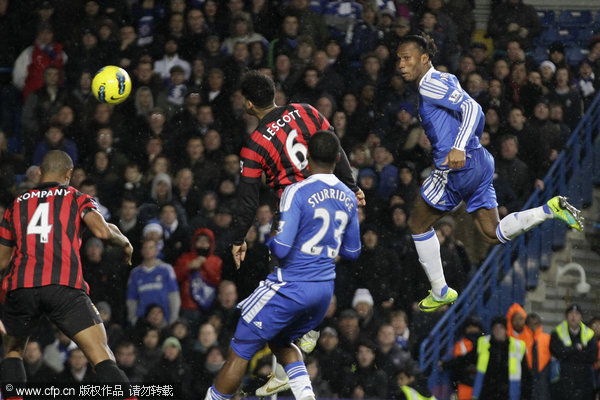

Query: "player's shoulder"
<box><xmin>420</xmin><ymin>69</ymin><xmax>459</xmax><ymax>97</ymax></box>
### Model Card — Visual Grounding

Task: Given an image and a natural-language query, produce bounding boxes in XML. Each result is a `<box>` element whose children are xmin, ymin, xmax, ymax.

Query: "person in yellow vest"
<box><xmin>587</xmin><ymin>316</ymin><xmax>600</xmax><ymax>399</ymax></box>
<box><xmin>472</xmin><ymin>315</ymin><xmax>530</xmax><ymax>400</ymax></box>
<box><xmin>440</xmin><ymin>316</ymin><xmax>483</xmax><ymax>400</ymax></box>
<box><xmin>392</xmin><ymin>365</ymin><xmax>436</xmax><ymax>400</ymax></box>
<box><xmin>523</xmin><ymin>313</ymin><xmax>551</xmax><ymax>400</ymax></box>
<box><xmin>549</xmin><ymin>304</ymin><xmax>598</xmax><ymax>400</ymax></box>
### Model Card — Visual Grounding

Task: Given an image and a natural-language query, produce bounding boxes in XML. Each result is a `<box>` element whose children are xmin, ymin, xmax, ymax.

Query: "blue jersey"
<box><xmin>268</xmin><ymin>173</ymin><xmax>361</xmax><ymax>282</ymax></box>
<box><xmin>418</xmin><ymin>67</ymin><xmax>485</xmax><ymax>169</ymax></box>
<box><xmin>127</xmin><ymin>263</ymin><xmax>179</xmax><ymax>321</ymax></box>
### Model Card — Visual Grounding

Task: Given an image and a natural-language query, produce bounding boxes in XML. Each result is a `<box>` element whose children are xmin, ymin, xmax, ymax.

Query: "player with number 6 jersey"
<box><xmin>231</xmin><ymin>71</ymin><xmax>364</xmax><ymax>266</ymax></box>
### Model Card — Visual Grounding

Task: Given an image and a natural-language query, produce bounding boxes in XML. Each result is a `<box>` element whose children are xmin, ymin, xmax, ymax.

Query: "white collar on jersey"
<box><xmin>418</xmin><ymin>66</ymin><xmax>436</xmax><ymax>88</ymax></box>
<box><xmin>307</xmin><ymin>173</ymin><xmax>339</xmax><ymax>185</ymax></box>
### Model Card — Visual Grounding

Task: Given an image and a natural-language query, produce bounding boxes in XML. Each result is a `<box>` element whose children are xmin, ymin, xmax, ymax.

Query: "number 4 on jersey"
<box><xmin>27</xmin><ymin>203</ymin><xmax>53</xmax><ymax>243</ymax></box>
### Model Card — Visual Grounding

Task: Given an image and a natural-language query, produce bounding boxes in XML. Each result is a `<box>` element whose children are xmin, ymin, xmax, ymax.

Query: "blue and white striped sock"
<box><xmin>205</xmin><ymin>385</ymin><xmax>232</xmax><ymax>400</ymax></box>
<box><xmin>285</xmin><ymin>361</ymin><xmax>314</xmax><ymax>399</ymax></box>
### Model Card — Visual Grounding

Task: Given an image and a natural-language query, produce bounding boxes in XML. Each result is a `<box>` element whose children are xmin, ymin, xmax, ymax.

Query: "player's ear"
<box><xmin>65</xmin><ymin>168</ymin><xmax>73</xmax><ymax>183</ymax></box>
<box><xmin>335</xmin><ymin>153</ymin><xmax>341</xmax><ymax>163</ymax></box>
<box><xmin>421</xmin><ymin>53</ymin><xmax>429</xmax><ymax>64</ymax></box>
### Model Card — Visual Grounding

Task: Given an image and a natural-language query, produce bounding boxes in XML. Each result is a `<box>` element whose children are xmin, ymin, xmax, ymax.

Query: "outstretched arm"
<box><xmin>83</xmin><ymin>210</ymin><xmax>133</xmax><ymax>265</ymax></box>
<box><xmin>0</xmin><ymin>244</ymin><xmax>13</xmax><ymax>272</ymax></box>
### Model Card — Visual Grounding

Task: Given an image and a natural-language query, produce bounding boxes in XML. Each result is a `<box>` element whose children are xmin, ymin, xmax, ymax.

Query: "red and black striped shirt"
<box><xmin>233</xmin><ymin>103</ymin><xmax>357</xmax><ymax>244</ymax></box>
<box><xmin>0</xmin><ymin>182</ymin><xmax>98</xmax><ymax>294</ymax></box>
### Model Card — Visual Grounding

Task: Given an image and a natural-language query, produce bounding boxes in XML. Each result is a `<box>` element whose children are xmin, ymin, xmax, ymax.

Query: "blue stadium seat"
<box><xmin>558</xmin><ymin>9</ymin><xmax>592</xmax><ymax>28</ymax></box>
<box><xmin>556</xmin><ymin>28</ymin><xmax>578</xmax><ymax>46</ymax></box>
<box><xmin>281</xmin><ymin>0</ymin><xmax>326</xmax><ymax>13</ymax></box>
<box><xmin>575</xmin><ymin>28</ymin><xmax>596</xmax><ymax>46</ymax></box>
<box><xmin>535</xmin><ymin>26</ymin><xmax>560</xmax><ymax>46</ymax></box>
<box><xmin>595</xmin><ymin>10</ymin><xmax>600</xmax><ymax>29</ymax></box>
<box><xmin>565</xmin><ymin>46</ymin><xmax>590</xmax><ymax>66</ymax></box>
<box><xmin>536</xmin><ymin>9</ymin><xmax>555</xmax><ymax>27</ymax></box>
<box><xmin>532</xmin><ymin>46</ymin><xmax>548</xmax><ymax>65</ymax></box>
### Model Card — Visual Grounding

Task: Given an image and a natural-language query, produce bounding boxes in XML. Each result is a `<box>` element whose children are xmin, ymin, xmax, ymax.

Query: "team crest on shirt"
<box><xmin>449</xmin><ymin>89</ymin><xmax>463</xmax><ymax>104</ymax></box>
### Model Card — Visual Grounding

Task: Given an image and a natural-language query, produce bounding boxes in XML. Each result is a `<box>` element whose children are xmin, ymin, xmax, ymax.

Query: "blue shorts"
<box><xmin>422</xmin><ymin>147</ymin><xmax>498</xmax><ymax>213</ymax></box>
<box><xmin>230</xmin><ymin>279</ymin><xmax>334</xmax><ymax>360</ymax></box>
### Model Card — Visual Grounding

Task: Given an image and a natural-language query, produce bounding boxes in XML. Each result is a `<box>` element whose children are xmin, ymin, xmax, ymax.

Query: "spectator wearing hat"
<box><xmin>385</xmin><ymin>101</ymin><xmax>420</xmax><ymax>158</ymax></box>
<box><xmin>343</xmin><ymin>339</ymin><xmax>388</xmax><ymax>399</ymax></box>
<box><xmin>548</xmin><ymin>66</ymin><xmax>584</xmax><ymax>131</ymax></box>
<box><xmin>548</xmin><ymin>41</ymin><xmax>568</xmax><ymax>70</ymax></box>
<box><xmin>13</xmin><ymin>23</ymin><xmax>67</xmax><ymax>99</ymax></box>
<box><xmin>173</xmin><ymin>227</ymin><xmax>222</xmax><ymax>329</ymax></box>
<box><xmin>145</xmin><ymin>336</ymin><xmax>193</xmax><ymax>399</ymax></box>
<box><xmin>472</xmin><ymin>315</ymin><xmax>531</xmax><ymax>400</ymax></box>
<box><xmin>486</xmin><ymin>0</ymin><xmax>541</xmax><ymax>51</ymax></box>
<box><xmin>352</xmin><ymin>288</ymin><xmax>381</xmax><ymax>338</ymax></box>
<box><xmin>539</xmin><ymin>60</ymin><xmax>556</xmax><ymax>89</ymax></box>
<box><xmin>315</xmin><ymin>326</ymin><xmax>353</xmax><ymax>397</ymax></box>
<box><xmin>550</xmin><ymin>304</ymin><xmax>598</xmax><ymax>400</ymax></box>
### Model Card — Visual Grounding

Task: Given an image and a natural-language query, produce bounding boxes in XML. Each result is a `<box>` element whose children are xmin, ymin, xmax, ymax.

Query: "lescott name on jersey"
<box><xmin>264</xmin><ymin>109</ymin><xmax>302</xmax><ymax>139</ymax></box>
<box><xmin>307</xmin><ymin>188</ymin><xmax>355</xmax><ymax>213</ymax></box>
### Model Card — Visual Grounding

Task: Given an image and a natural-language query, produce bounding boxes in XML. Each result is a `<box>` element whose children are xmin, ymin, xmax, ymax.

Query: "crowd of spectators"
<box><xmin>0</xmin><ymin>0</ymin><xmax>600</xmax><ymax>398</ymax></box>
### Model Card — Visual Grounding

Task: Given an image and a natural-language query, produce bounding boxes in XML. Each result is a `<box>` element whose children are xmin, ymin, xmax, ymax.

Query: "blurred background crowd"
<box><xmin>0</xmin><ymin>0</ymin><xmax>599</xmax><ymax>398</ymax></box>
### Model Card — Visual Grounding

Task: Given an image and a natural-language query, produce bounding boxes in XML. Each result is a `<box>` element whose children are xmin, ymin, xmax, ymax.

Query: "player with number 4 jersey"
<box><xmin>0</xmin><ymin>151</ymin><xmax>137</xmax><ymax>400</ymax></box>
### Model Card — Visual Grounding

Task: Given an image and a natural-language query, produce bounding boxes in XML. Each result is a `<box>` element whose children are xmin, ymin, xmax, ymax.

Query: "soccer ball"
<box><xmin>92</xmin><ymin>65</ymin><xmax>132</xmax><ymax>104</ymax></box>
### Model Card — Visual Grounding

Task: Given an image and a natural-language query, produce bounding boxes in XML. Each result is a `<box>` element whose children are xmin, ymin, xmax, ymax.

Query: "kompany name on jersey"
<box><xmin>307</xmin><ymin>188</ymin><xmax>355</xmax><ymax>213</ymax></box>
<box><xmin>263</xmin><ymin>109</ymin><xmax>302</xmax><ymax>139</ymax></box>
<box><xmin>17</xmin><ymin>188</ymin><xmax>72</xmax><ymax>202</ymax></box>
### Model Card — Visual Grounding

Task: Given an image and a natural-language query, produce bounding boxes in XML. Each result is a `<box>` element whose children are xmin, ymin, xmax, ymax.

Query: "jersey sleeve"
<box><xmin>76</xmin><ymin>192</ymin><xmax>99</xmax><ymax>220</ymax></box>
<box><xmin>268</xmin><ymin>185</ymin><xmax>301</xmax><ymax>259</ymax></box>
<box><xmin>0</xmin><ymin>207</ymin><xmax>14</xmax><ymax>247</ymax></box>
<box><xmin>232</xmin><ymin>144</ymin><xmax>266</xmax><ymax>245</ymax></box>
<box><xmin>339</xmin><ymin>199</ymin><xmax>361</xmax><ymax>260</ymax></box>
<box><xmin>420</xmin><ymin>76</ymin><xmax>483</xmax><ymax>151</ymax></box>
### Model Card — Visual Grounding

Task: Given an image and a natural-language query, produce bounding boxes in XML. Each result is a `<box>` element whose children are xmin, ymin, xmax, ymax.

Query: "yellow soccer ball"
<box><xmin>92</xmin><ymin>65</ymin><xmax>132</xmax><ymax>104</ymax></box>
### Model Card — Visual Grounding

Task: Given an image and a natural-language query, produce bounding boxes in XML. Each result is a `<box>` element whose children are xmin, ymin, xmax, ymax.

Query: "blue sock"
<box><xmin>206</xmin><ymin>385</ymin><xmax>233</xmax><ymax>400</ymax></box>
<box><xmin>285</xmin><ymin>361</ymin><xmax>314</xmax><ymax>398</ymax></box>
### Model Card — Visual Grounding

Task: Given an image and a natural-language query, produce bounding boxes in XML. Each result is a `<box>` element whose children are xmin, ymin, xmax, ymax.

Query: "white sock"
<box><xmin>496</xmin><ymin>205</ymin><xmax>553</xmax><ymax>243</ymax></box>
<box><xmin>274</xmin><ymin>362</ymin><xmax>288</xmax><ymax>380</ymax></box>
<box><xmin>412</xmin><ymin>228</ymin><xmax>447</xmax><ymax>298</ymax></box>
<box><xmin>285</xmin><ymin>361</ymin><xmax>314</xmax><ymax>400</ymax></box>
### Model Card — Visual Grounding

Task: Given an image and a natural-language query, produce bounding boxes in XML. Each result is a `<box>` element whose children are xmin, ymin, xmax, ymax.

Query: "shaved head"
<box><xmin>40</xmin><ymin>150</ymin><xmax>74</xmax><ymax>177</ymax></box>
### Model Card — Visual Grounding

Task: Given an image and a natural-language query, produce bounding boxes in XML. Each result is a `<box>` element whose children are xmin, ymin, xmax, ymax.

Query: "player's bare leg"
<box><xmin>473</xmin><ymin>207</ymin><xmax>502</xmax><ymax>244</ymax></box>
<box><xmin>271</xmin><ymin>343</ymin><xmax>315</xmax><ymax>400</ymax></box>
<box><xmin>73</xmin><ymin>323</ymin><xmax>137</xmax><ymax>400</ymax></box>
<box><xmin>408</xmin><ymin>196</ymin><xmax>457</xmax><ymax>311</ymax></box>
<box><xmin>0</xmin><ymin>335</ymin><xmax>28</xmax><ymax>399</ymax></box>
<box><xmin>256</xmin><ymin>330</ymin><xmax>320</xmax><ymax>396</ymax></box>
<box><xmin>206</xmin><ymin>348</ymin><xmax>248</xmax><ymax>400</ymax></box>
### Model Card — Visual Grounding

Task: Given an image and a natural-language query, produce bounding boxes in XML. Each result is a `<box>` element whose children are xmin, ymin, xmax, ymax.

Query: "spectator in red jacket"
<box><xmin>174</xmin><ymin>228</ymin><xmax>222</xmax><ymax>333</ymax></box>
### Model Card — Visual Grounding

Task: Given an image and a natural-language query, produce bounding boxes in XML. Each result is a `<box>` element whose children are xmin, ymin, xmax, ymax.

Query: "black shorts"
<box><xmin>3</xmin><ymin>285</ymin><xmax>103</xmax><ymax>339</ymax></box>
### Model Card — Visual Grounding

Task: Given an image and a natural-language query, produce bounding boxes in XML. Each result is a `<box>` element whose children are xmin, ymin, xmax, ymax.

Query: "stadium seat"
<box><xmin>565</xmin><ymin>46</ymin><xmax>590</xmax><ymax>66</ymax></box>
<box><xmin>532</xmin><ymin>46</ymin><xmax>548</xmax><ymax>65</ymax></box>
<box><xmin>558</xmin><ymin>9</ymin><xmax>592</xmax><ymax>28</ymax></box>
<box><xmin>575</xmin><ymin>28</ymin><xmax>596</xmax><ymax>46</ymax></box>
<box><xmin>281</xmin><ymin>0</ymin><xmax>326</xmax><ymax>13</ymax></box>
<box><xmin>536</xmin><ymin>9</ymin><xmax>556</xmax><ymax>27</ymax></box>
<box><xmin>535</xmin><ymin>26</ymin><xmax>560</xmax><ymax>46</ymax></box>
<box><xmin>595</xmin><ymin>10</ymin><xmax>600</xmax><ymax>29</ymax></box>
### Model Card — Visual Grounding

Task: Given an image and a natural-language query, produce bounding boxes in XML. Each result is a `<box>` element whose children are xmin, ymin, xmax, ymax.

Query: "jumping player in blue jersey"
<box><xmin>397</xmin><ymin>35</ymin><xmax>583</xmax><ymax>312</ymax></box>
<box><xmin>205</xmin><ymin>131</ymin><xmax>361</xmax><ymax>400</ymax></box>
